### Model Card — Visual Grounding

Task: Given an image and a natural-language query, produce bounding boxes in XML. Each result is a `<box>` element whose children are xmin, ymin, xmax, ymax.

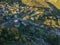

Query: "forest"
<box><xmin>0</xmin><ymin>0</ymin><xmax>60</xmax><ymax>45</ymax></box>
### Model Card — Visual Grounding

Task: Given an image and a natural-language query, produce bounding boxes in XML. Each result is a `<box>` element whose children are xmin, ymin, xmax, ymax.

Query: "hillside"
<box><xmin>48</xmin><ymin>0</ymin><xmax>60</xmax><ymax>9</ymax></box>
<box><xmin>22</xmin><ymin>0</ymin><xmax>50</xmax><ymax>8</ymax></box>
<box><xmin>22</xmin><ymin>0</ymin><xmax>60</xmax><ymax>9</ymax></box>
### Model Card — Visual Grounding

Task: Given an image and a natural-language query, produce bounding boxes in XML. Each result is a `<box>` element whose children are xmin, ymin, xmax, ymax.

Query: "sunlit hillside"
<box><xmin>22</xmin><ymin>0</ymin><xmax>60</xmax><ymax>9</ymax></box>
<box><xmin>22</xmin><ymin>0</ymin><xmax>50</xmax><ymax>8</ymax></box>
<box><xmin>48</xmin><ymin>0</ymin><xmax>60</xmax><ymax>9</ymax></box>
